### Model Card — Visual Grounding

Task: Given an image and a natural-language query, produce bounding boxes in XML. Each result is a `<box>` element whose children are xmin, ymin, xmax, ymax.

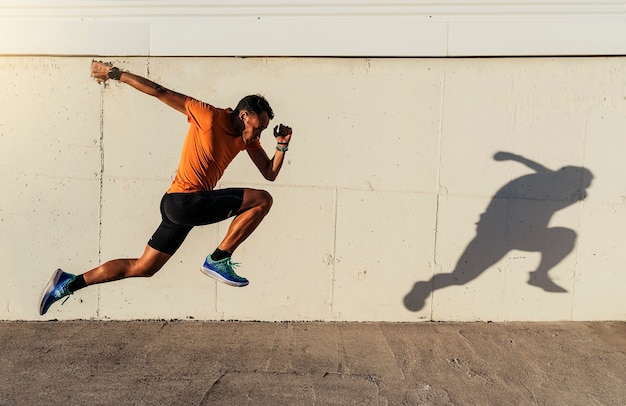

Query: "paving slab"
<box><xmin>0</xmin><ymin>321</ymin><xmax>624</xmax><ymax>405</ymax></box>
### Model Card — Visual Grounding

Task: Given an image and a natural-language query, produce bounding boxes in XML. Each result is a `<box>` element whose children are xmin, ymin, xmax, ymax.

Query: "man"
<box><xmin>39</xmin><ymin>61</ymin><xmax>292</xmax><ymax>315</ymax></box>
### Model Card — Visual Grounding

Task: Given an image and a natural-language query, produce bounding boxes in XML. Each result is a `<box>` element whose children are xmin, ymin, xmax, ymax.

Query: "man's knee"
<box><xmin>129</xmin><ymin>261</ymin><xmax>160</xmax><ymax>278</ymax></box>
<box><xmin>259</xmin><ymin>190</ymin><xmax>273</xmax><ymax>212</ymax></box>
<box><xmin>246</xmin><ymin>189</ymin><xmax>273</xmax><ymax>213</ymax></box>
<box><xmin>131</xmin><ymin>248</ymin><xmax>170</xmax><ymax>277</ymax></box>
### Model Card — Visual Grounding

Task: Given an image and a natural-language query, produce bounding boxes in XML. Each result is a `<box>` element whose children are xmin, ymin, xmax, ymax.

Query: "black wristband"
<box><xmin>108</xmin><ymin>67</ymin><xmax>123</xmax><ymax>80</ymax></box>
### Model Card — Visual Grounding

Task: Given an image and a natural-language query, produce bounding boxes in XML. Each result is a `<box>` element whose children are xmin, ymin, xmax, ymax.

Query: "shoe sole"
<box><xmin>39</xmin><ymin>269</ymin><xmax>64</xmax><ymax>315</ymax></box>
<box><xmin>200</xmin><ymin>266</ymin><xmax>248</xmax><ymax>287</ymax></box>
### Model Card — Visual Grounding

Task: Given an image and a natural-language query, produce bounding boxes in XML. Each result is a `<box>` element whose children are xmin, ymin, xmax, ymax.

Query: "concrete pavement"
<box><xmin>1</xmin><ymin>321</ymin><xmax>625</xmax><ymax>405</ymax></box>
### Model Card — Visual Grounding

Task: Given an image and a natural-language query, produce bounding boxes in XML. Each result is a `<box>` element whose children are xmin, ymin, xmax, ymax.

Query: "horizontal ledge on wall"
<box><xmin>2</xmin><ymin>0</ymin><xmax>626</xmax><ymax>19</ymax></box>
<box><xmin>1</xmin><ymin>2</ymin><xmax>625</xmax><ymax>56</ymax></box>
<box><xmin>0</xmin><ymin>21</ymin><xmax>151</xmax><ymax>56</ymax></box>
<box><xmin>1</xmin><ymin>18</ymin><xmax>625</xmax><ymax>57</ymax></box>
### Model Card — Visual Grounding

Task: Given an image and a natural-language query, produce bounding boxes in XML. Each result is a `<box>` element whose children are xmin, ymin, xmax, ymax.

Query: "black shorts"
<box><xmin>148</xmin><ymin>189</ymin><xmax>244</xmax><ymax>255</ymax></box>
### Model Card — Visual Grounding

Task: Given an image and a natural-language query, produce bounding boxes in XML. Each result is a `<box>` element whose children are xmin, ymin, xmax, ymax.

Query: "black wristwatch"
<box><xmin>108</xmin><ymin>67</ymin><xmax>123</xmax><ymax>80</ymax></box>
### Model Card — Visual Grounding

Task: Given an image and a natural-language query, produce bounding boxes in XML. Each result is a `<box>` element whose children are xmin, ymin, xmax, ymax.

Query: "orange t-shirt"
<box><xmin>167</xmin><ymin>98</ymin><xmax>262</xmax><ymax>193</ymax></box>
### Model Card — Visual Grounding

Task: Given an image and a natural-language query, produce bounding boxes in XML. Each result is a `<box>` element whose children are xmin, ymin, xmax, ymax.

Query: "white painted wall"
<box><xmin>1</xmin><ymin>56</ymin><xmax>625</xmax><ymax>321</ymax></box>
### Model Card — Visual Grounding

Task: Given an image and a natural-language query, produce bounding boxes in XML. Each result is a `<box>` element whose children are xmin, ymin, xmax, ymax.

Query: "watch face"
<box><xmin>108</xmin><ymin>67</ymin><xmax>121</xmax><ymax>80</ymax></box>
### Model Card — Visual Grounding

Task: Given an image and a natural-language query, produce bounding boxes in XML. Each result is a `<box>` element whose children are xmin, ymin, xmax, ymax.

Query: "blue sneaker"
<box><xmin>200</xmin><ymin>256</ymin><xmax>249</xmax><ymax>287</ymax></box>
<box><xmin>39</xmin><ymin>269</ymin><xmax>75</xmax><ymax>315</ymax></box>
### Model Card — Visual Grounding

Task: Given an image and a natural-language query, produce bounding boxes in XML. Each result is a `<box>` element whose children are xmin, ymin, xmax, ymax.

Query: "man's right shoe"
<box><xmin>39</xmin><ymin>269</ymin><xmax>75</xmax><ymax>315</ymax></box>
<box><xmin>200</xmin><ymin>256</ymin><xmax>249</xmax><ymax>287</ymax></box>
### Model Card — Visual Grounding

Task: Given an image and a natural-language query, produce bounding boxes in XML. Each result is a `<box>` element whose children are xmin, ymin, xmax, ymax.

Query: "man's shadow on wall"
<box><xmin>404</xmin><ymin>151</ymin><xmax>593</xmax><ymax>312</ymax></box>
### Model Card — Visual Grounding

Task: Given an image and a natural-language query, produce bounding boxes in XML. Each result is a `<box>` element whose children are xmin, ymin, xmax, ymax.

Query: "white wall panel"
<box><xmin>0</xmin><ymin>57</ymin><xmax>102</xmax><ymax>319</ymax></box>
<box><xmin>0</xmin><ymin>1</ymin><xmax>624</xmax><ymax>56</ymax></box>
<box><xmin>0</xmin><ymin>21</ymin><xmax>150</xmax><ymax>56</ymax></box>
<box><xmin>149</xmin><ymin>18</ymin><xmax>448</xmax><ymax>57</ymax></box>
<box><xmin>449</xmin><ymin>20</ymin><xmax>626</xmax><ymax>56</ymax></box>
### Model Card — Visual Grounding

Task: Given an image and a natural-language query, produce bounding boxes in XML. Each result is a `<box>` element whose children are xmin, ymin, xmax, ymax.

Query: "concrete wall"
<box><xmin>1</xmin><ymin>56</ymin><xmax>625</xmax><ymax>321</ymax></box>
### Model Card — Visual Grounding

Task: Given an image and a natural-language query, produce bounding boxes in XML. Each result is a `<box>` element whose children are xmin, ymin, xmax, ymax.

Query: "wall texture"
<box><xmin>1</xmin><ymin>56</ymin><xmax>625</xmax><ymax>321</ymax></box>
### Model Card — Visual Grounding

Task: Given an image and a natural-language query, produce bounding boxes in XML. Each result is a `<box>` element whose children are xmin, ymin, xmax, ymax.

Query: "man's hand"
<box><xmin>91</xmin><ymin>60</ymin><xmax>113</xmax><ymax>83</ymax></box>
<box><xmin>273</xmin><ymin>124</ymin><xmax>293</xmax><ymax>144</ymax></box>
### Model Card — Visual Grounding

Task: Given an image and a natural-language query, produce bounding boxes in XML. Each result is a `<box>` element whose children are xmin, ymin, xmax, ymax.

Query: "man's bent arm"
<box><xmin>247</xmin><ymin>123</ymin><xmax>293</xmax><ymax>181</ymax></box>
<box><xmin>247</xmin><ymin>148</ymin><xmax>286</xmax><ymax>182</ymax></box>
<box><xmin>91</xmin><ymin>61</ymin><xmax>188</xmax><ymax>114</ymax></box>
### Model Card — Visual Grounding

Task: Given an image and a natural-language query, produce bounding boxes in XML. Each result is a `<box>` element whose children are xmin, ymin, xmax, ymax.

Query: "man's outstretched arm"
<box><xmin>91</xmin><ymin>61</ymin><xmax>188</xmax><ymax>114</ymax></box>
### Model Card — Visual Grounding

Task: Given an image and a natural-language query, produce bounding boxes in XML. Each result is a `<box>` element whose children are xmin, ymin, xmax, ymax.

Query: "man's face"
<box><xmin>241</xmin><ymin>110</ymin><xmax>270</xmax><ymax>144</ymax></box>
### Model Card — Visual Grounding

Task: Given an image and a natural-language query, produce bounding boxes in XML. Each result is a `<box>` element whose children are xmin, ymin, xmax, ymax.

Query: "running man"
<box><xmin>39</xmin><ymin>61</ymin><xmax>293</xmax><ymax>315</ymax></box>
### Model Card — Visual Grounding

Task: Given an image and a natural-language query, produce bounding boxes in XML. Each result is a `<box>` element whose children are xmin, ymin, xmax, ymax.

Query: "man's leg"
<box><xmin>82</xmin><ymin>245</ymin><xmax>171</xmax><ymax>285</ymax></box>
<box><xmin>39</xmin><ymin>193</ymin><xmax>194</xmax><ymax>315</ymax></box>
<box><xmin>39</xmin><ymin>245</ymin><xmax>171</xmax><ymax>315</ymax></box>
<box><xmin>216</xmin><ymin>188</ymin><xmax>273</xmax><ymax>254</ymax></box>
<box><xmin>200</xmin><ymin>188</ymin><xmax>272</xmax><ymax>287</ymax></box>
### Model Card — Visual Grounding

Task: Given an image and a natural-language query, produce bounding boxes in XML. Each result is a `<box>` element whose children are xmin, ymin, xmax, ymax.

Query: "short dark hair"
<box><xmin>235</xmin><ymin>94</ymin><xmax>274</xmax><ymax>120</ymax></box>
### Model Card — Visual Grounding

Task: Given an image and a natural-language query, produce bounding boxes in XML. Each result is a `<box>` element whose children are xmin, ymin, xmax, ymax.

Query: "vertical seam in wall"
<box><xmin>430</xmin><ymin>70</ymin><xmax>446</xmax><ymax>321</ymax></box>
<box><xmin>571</xmin><ymin>113</ymin><xmax>589</xmax><ymax>320</ymax></box>
<box><xmin>329</xmin><ymin>187</ymin><xmax>339</xmax><ymax>316</ymax></box>
<box><xmin>97</xmin><ymin>83</ymin><xmax>106</xmax><ymax>317</ymax></box>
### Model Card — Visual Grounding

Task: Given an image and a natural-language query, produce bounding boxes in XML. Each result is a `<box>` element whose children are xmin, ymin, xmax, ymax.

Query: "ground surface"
<box><xmin>1</xmin><ymin>321</ymin><xmax>624</xmax><ymax>405</ymax></box>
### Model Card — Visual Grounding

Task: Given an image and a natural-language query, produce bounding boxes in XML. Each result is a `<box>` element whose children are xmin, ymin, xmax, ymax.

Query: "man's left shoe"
<box><xmin>200</xmin><ymin>256</ymin><xmax>249</xmax><ymax>287</ymax></box>
<box><xmin>39</xmin><ymin>269</ymin><xmax>75</xmax><ymax>315</ymax></box>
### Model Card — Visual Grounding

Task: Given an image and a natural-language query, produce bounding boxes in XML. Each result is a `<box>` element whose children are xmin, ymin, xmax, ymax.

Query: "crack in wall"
<box><xmin>96</xmin><ymin>81</ymin><xmax>106</xmax><ymax>317</ymax></box>
<box><xmin>329</xmin><ymin>187</ymin><xmax>339</xmax><ymax>315</ymax></box>
<box><xmin>431</xmin><ymin>70</ymin><xmax>447</xmax><ymax>321</ymax></box>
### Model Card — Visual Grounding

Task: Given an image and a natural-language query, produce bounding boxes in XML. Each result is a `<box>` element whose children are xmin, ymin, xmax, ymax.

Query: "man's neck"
<box><xmin>230</xmin><ymin>110</ymin><xmax>244</xmax><ymax>136</ymax></box>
